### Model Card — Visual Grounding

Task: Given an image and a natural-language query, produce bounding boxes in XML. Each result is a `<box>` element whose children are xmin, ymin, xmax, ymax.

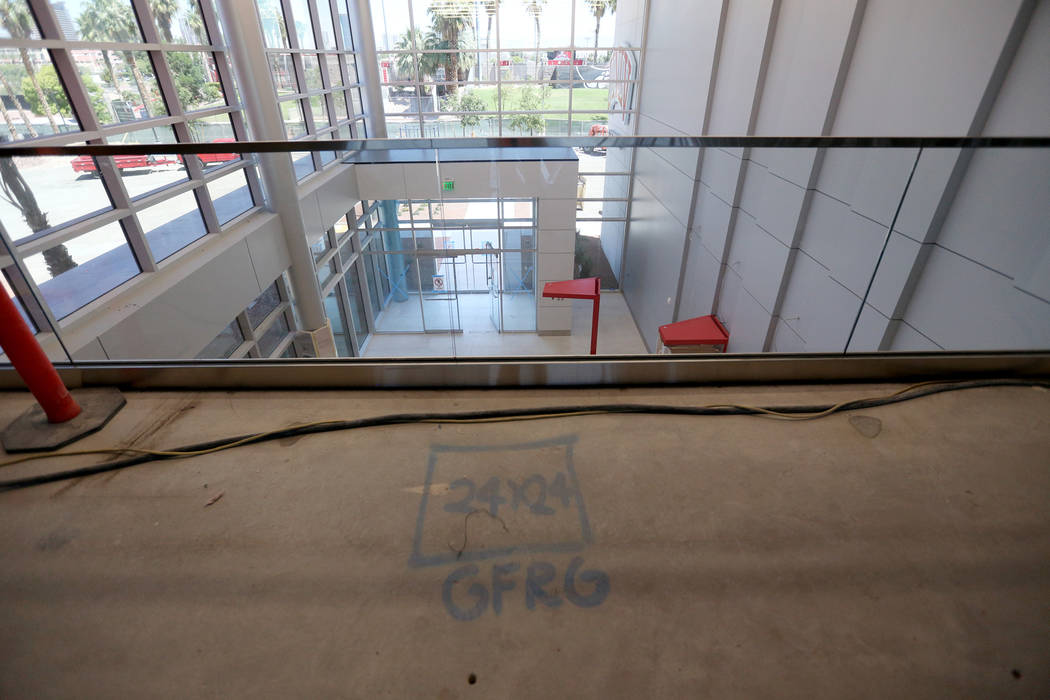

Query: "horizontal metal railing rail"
<box><xmin>1</xmin><ymin>136</ymin><xmax>1048</xmax><ymax>157</ymax></box>
<box><xmin>1</xmin><ymin>352</ymin><xmax>1047</xmax><ymax>389</ymax></box>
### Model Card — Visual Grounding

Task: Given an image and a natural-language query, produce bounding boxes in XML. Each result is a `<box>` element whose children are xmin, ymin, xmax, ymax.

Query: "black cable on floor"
<box><xmin>0</xmin><ymin>378</ymin><xmax>1045</xmax><ymax>492</ymax></box>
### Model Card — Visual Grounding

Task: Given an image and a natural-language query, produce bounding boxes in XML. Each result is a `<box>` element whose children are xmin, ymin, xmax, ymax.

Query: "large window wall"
<box><xmin>256</xmin><ymin>0</ymin><xmax>368</xmax><ymax>179</ymax></box>
<box><xmin>371</xmin><ymin>0</ymin><xmax>638</xmax><ymax>139</ymax></box>
<box><xmin>1</xmin><ymin>0</ymin><xmax>263</xmax><ymax>347</ymax></box>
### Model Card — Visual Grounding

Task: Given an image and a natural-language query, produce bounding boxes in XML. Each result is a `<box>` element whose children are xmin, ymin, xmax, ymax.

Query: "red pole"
<box><xmin>0</xmin><ymin>290</ymin><xmax>81</xmax><ymax>423</ymax></box>
<box><xmin>589</xmin><ymin>291</ymin><xmax>600</xmax><ymax>355</ymax></box>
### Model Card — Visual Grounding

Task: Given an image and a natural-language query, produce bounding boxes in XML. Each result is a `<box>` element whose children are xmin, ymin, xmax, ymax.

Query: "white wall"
<box><xmin>622</xmin><ymin>0</ymin><xmax>1050</xmax><ymax>352</ymax></box>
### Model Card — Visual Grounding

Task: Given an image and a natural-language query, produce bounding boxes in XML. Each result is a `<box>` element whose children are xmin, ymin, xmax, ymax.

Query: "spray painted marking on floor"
<box><xmin>408</xmin><ymin>434</ymin><xmax>610</xmax><ymax>620</ymax></box>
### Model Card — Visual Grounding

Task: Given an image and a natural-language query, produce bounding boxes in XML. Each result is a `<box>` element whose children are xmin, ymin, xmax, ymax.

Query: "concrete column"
<box><xmin>217</xmin><ymin>0</ymin><xmax>330</xmax><ymax>343</ymax></box>
<box><xmin>350</xmin><ymin>0</ymin><xmax>388</xmax><ymax>138</ymax></box>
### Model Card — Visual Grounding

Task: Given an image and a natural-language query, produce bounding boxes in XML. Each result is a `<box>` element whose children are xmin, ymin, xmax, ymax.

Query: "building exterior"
<box><xmin>1</xmin><ymin>0</ymin><xmax>1047</xmax><ymax>362</ymax></box>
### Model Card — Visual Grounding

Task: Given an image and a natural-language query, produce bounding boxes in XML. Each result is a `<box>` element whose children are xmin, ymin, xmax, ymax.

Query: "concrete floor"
<box><xmin>0</xmin><ymin>382</ymin><xmax>1048</xmax><ymax>698</ymax></box>
<box><xmin>364</xmin><ymin>291</ymin><xmax>648</xmax><ymax>357</ymax></box>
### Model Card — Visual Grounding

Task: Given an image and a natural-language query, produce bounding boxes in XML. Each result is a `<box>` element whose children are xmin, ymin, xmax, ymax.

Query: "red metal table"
<box><xmin>658</xmin><ymin>314</ymin><xmax>730</xmax><ymax>353</ymax></box>
<box><xmin>541</xmin><ymin>277</ymin><xmax>600</xmax><ymax>355</ymax></box>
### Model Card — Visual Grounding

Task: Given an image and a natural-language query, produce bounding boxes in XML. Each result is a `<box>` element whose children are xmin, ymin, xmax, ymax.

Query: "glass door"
<box><xmin>419</xmin><ymin>249</ymin><xmax>462</xmax><ymax>333</ymax></box>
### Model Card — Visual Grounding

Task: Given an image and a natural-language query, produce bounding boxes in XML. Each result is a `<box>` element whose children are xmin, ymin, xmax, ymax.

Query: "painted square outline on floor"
<box><xmin>407</xmin><ymin>434</ymin><xmax>592</xmax><ymax>568</ymax></box>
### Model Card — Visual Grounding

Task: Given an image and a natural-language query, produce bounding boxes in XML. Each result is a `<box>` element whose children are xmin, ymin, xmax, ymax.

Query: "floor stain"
<box><xmin>849</xmin><ymin>414</ymin><xmax>883</xmax><ymax>438</ymax></box>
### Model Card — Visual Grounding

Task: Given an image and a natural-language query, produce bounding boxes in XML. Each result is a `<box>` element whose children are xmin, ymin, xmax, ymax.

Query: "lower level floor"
<box><xmin>361</xmin><ymin>291</ymin><xmax>647</xmax><ymax>357</ymax></box>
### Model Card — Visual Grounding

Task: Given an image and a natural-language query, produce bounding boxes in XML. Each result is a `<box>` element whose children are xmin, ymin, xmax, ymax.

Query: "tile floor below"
<box><xmin>362</xmin><ymin>291</ymin><xmax>648</xmax><ymax>357</ymax></box>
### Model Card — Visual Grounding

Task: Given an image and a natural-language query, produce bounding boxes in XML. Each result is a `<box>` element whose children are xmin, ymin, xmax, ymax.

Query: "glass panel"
<box><xmin>0</xmin><ymin>152</ymin><xmax>113</xmax><ymax>243</ymax></box>
<box><xmin>269</xmin><ymin>53</ymin><xmax>299</xmax><ymax>95</ymax></box>
<box><xmin>371</xmin><ymin>0</ymin><xmax>411</xmax><ymax>51</ymax></box>
<box><xmin>571</xmin><ymin>82</ymin><xmax>613</xmax><ymax>114</ymax></box>
<box><xmin>0</xmin><ymin>48</ymin><xmax>80</xmax><ymax>139</ymax></box>
<box><xmin>332</xmin><ymin>90</ymin><xmax>349</xmax><ymax>121</ymax></box>
<box><xmin>349</xmin><ymin>87</ymin><xmax>363</xmax><ymax>115</ymax></box>
<box><xmin>315</xmin><ymin>0</ymin><xmax>338</xmax><ymax>50</ymax></box>
<box><xmin>324</xmin><ymin>288</ymin><xmax>350</xmax><ymax>355</ymax></box>
<box><xmin>257</xmin><ymin>0</ymin><xmax>290</xmax><ymax>48</ymax></box>
<box><xmin>500</xmin><ymin>227</ymin><xmax>535</xmax><ymax>251</ymax></box>
<box><xmin>149</xmin><ymin>0</ymin><xmax>209</xmax><ymax>44</ymax></box>
<box><xmin>196</xmin><ymin>319</ymin><xmax>245</xmax><ymax>359</ymax></box>
<box><xmin>166</xmin><ymin>52</ymin><xmax>225</xmax><ymax>112</ymax></box>
<box><xmin>0</xmin><ymin>0</ymin><xmax>40</xmax><ymax>39</ymax></box>
<box><xmin>317</xmin><ymin>258</ymin><xmax>337</xmax><ymax>288</ymax></box>
<box><xmin>366</xmin><ymin>252</ymin><xmax>422</xmax><ymax>331</ymax></box>
<box><xmin>308</xmin><ymin>95</ymin><xmax>330</xmax><ymax>129</ymax></box>
<box><xmin>345</xmin><ymin>53</ymin><xmax>359</xmax><ymax>83</ymax></box>
<box><xmin>111</xmin><ymin>126</ymin><xmax>185</xmax><ymax>199</ymax></box>
<box><xmin>302</xmin><ymin>53</ymin><xmax>323</xmax><ymax>91</ymax></box>
<box><xmin>499</xmin><ymin>51</ymin><xmax>547</xmax><ymax>82</ymax></box>
<box><xmin>292</xmin><ymin>151</ymin><xmax>314</xmax><ymax>179</ymax></box>
<box><xmin>139</xmin><ymin>190</ymin><xmax>208</xmax><ymax>261</ymax></box>
<box><xmin>334</xmin><ymin>213</ymin><xmax>351</xmax><ymax>243</ymax></box>
<box><xmin>571</xmin><ymin>112</ymin><xmax>612</xmax><ymax>137</ymax></box>
<box><xmin>500</xmin><ymin>0</ymin><xmax>570</xmax><ymax>49</ymax></box>
<box><xmin>378</xmin><ymin>50</ymin><xmax>417</xmax><ymax>83</ymax></box>
<box><xmin>2</xmin><ymin>269</ymin><xmax>36</xmax><ymax>333</ymax></box>
<box><xmin>281</xmin><ymin>99</ymin><xmax>308</xmax><ymax>137</ymax></box>
<box><xmin>246</xmin><ymin>282</ymin><xmax>281</xmax><ymax>328</ymax></box>
<box><xmin>319</xmin><ymin>133</ymin><xmax>337</xmax><ymax>164</ymax></box>
<box><xmin>312</xmin><ymin>233</ymin><xmax>330</xmax><ymax>260</ymax></box>
<box><xmin>325</xmin><ymin>54</ymin><xmax>344</xmax><ymax>87</ymax></box>
<box><xmin>207</xmin><ymin>169</ymin><xmax>254</xmax><ymax>224</ymax></box>
<box><xmin>95</xmin><ymin>51</ymin><xmax>168</xmax><ymax>124</ymax></box>
<box><xmin>336</xmin><ymin>0</ymin><xmax>354</xmax><ymax>49</ymax></box>
<box><xmin>280</xmin><ymin>344</ymin><xmax>297</xmax><ymax>358</ymax></box>
<box><xmin>71</xmin><ymin>0</ymin><xmax>143</xmax><ymax>42</ymax></box>
<box><xmin>188</xmin><ymin>112</ymin><xmax>237</xmax><ymax>141</ymax></box>
<box><xmin>289</xmin><ymin>0</ymin><xmax>316</xmax><ymax>49</ymax></box>
<box><xmin>26</xmin><ymin>220</ymin><xmax>140</xmax><ymax>319</ymax></box>
<box><xmin>575</xmin><ymin>0</ymin><xmax>617</xmax><ymax>51</ymax></box>
<box><xmin>503</xmin><ymin>112</ymin><xmax>565</xmax><ymax>137</ymax></box>
<box><xmin>257</xmin><ymin>314</ymin><xmax>290</xmax><ymax>356</ymax></box>
<box><xmin>344</xmin><ymin>266</ymin><xmax>368</xmax><ymax>346</ymax></box>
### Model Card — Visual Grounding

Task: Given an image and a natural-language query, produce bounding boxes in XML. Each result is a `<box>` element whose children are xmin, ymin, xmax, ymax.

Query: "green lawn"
<box><xmin>465</xmin><ymin>86</ymin><xmax>611</xmax><ymax>115</ymax></box>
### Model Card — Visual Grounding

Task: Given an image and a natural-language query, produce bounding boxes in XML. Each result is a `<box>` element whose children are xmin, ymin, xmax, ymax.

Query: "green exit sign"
<box><xmin>442</xmin><ymin>179</ymin><xmax>455</xmax><ymax>192</ymax></box>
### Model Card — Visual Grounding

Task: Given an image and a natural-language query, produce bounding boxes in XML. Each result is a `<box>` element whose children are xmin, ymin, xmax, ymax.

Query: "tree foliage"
<box><xmin>507</xmin><ymin>85</ymin><xmax>549</xmax><ymax>134</ymax></box>
<box><xmin>160</xmin><ymin>52</ymin><xmax>222</xmax><ymax>110</ymax></box>
<box><xmin>20</xmin><ymin>65</ymin><xmax>107</xmax><ymax>121</ymax></box>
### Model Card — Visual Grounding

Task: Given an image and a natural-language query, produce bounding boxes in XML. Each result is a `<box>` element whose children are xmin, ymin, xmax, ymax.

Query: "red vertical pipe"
<box><xmin>0</xmin><ymin>291</ymin><xmax>81</xmax><ymax>423</ymax></box>
<box><xmin>589</xmin><ymin>291</ymin><xmax>600</xmax><ymax>356</ymax></box>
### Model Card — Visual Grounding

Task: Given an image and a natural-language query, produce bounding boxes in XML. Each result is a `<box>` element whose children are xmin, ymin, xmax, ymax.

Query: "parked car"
<box><xmin>71</xmin><ymin>153</ymin><xmax>177</xmax><ymax>176</ymax></box>
<box><xmin>70</xmin><ymin>137</ymin><xmax>236</xmax><ymax>177</ymax></box>
<box><xmin>584</xmin><ymin>124</ymin><xmax>608</xmax><ymax>155</ymax></box>
<box><xmin>194</xmin><ymin>137</ymin><xmax>238</xmax><ymax>166</ymax></box>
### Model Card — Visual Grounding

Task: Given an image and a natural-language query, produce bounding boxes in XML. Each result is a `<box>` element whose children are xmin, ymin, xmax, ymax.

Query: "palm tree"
<box><xmin>0</xmin><ymin>1</ymin><xmax>60</xmax><ymax>135</ymax></box>
<box><xmin>521</xmin><ymin>0</ymin><xmax>546</xmax><ymax>81</ymax></box>
<box><xmin>76</xmin><ymin>4</ymin><xmax>119</xmax><ymax>100</ymax></box>
<box><xmin>584</xmin><ymin>0</ymin><xmax>615</xmax><ymax>62</ymax></box>
<box><xmin>427</xmin><ymin>0</ymin><xmax>473</xmax><ymax>95</ymax></box>
<box><xmin>394</xmin><ymin>28</ymin><xmax>424</xmax><ymax>85</ymax></box>
<box><xmin>0</xmin><ymin>66</ymin><xmax>37</xmax><ymax>138</ymax></box>
<box><xmin>482</xmin><ymin>1</ymin><xmax>499</xmax><ymax>80</ymax></box>
<box><xmin>78</xmin><ymin>0</ymin><xmax>158</xmax><ymax>119</ymax></box>
<box><xmin>150</xmin><ymin>0</ymin><xmax>179</xmax><ymax>42</ymax></box>
<box><xmin>185</xmin><ymin>0</ymin><xmax>207</xmax><ymax>44</ymax></box>
<box><xmin>0</xmin><ymin>137</ymin><xmax>78</xmax><ymax>276</ymax></box>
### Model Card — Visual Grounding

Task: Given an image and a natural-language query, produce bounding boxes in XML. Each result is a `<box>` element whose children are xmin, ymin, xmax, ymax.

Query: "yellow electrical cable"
<box><xmin>0</xmin><ymin>379</ymin><xmax>979</xmax><ymax>470</ymax></box>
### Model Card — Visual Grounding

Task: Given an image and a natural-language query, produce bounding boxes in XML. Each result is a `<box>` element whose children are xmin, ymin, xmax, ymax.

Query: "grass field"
<box><xmin>465</xmin><ymin>86</ymin><xmax>611</xmax><ymax>115</ymax></box>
